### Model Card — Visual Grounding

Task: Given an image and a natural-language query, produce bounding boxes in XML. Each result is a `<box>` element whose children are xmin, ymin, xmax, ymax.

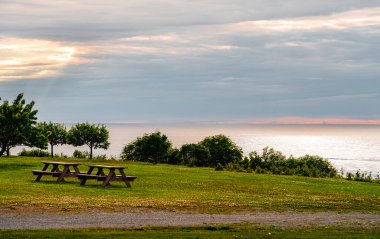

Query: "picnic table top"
<box><xmin>41</xmin><ymin>161</ymin><xmax>81</xmax><ymax>166</ymax></box>
<box><xmin>86</xmin><ymin>165</ymin><xmax>126</xmax><ymax>169</ymax></box>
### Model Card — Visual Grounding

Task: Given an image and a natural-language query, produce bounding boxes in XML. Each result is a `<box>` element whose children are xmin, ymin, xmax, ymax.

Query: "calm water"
<box><xmin>14</xmin><ymin>124</ymin><xmax>380</xmax><ymax>175</ymax></box>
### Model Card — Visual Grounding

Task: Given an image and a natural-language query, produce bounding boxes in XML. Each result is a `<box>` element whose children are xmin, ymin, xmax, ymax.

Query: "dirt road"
<box><xmin>1</xmin><ymin>211</ymin><xmax>379</xmax><ymax>229</ymax></box>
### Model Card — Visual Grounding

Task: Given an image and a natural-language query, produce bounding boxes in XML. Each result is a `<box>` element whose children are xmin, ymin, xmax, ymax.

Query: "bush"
<box><xmin>93</xmin><ymin>154</ymin><xmax>107</xmax><ymax>160</ymax></box>
<box><xmin>18</xmin><ymin>149</ymin><xmax>50</xmax><ymax>157</ymax></box>
<box><xmin>179</xmin><ymin>143</ymin><xmax>210</xmax><ymax>166</ymax></box>
<box><xmin>120</xmin><ymin>131</ymin><xmax>174</xmax><ymax>163</ymax></box>
<box><xmin>199</xmin><ymin>135</ymin><xmax>243</xmax><ymax>167</ymax></box>
<box><xmin>242</xmin><ymin>147</ymin><xmax>338</xmax><ymax>178</ymax></box>
<box><xmin>346</xmin><ymin>170</ymin><xmax>373</xmax><ymax>182</ymax></box>
<box><xmin>215</xmin><ymin>163</ymin><xmax>224</xmax><ymax>171</ymax></box>
<box><xmin>167</xmin><ymin>148</ymin><xmax>180</xmax><ymax>165</ymax></box>
<box><xmin>73</xmin><ymin>150</ymin><xmax>90</xmax><ymax>159</ymax></box>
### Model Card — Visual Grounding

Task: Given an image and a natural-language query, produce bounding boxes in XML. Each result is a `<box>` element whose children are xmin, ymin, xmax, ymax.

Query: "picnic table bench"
<box><xmin>32</xmin><ymin>161</ymin><xmax>81</xmax><ymax>183</ymax></box>
<box><xmin>77</xmin><ymin>165</ymin><xmax>137</xmax><ymax>187</ymax></box>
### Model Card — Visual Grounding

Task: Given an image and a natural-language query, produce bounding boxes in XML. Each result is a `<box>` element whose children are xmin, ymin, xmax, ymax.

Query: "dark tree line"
<box><xmin>0</xmin><ymin>93</ymin><xmax>110</xmax><ymax>159</ymax></box>
<box><xmin>120</xmin><ymin>132</ymin><xmax>337</xmax><ymax>178</ymax></box>
<box><xmin>121</xmin><ymin>132</ymin><xmax>243</xmax><ymax>168</ymax></box>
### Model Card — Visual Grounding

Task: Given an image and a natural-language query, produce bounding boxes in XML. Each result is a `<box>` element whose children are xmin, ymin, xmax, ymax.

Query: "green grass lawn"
<box><xmin>1</xmin><ymin>224</ymin><xmax>380</xmax><ymax>239</ymax></box>
<box><xmin>0</xmin><ymin>156</ymin><xmax>379</xmax><ymax>213</ymax></box>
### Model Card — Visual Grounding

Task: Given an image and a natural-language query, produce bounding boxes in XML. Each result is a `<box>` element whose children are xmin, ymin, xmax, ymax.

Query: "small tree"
<box><xmin>179</xmin><ymin>143</ymin><xmax>210</xmax><ymax>166</ymax></box>
<box><xmin>67</xmin><ymin>123</ymin><xmax>110</xmax><ymax>159</ymax></box>
<box><xmin>199</xmin><ymin>134</ymin><xmax>243</xmax><ymax>167</ymax></box>
<box><xmin>0</xmin><ymin>93</ymin><xmax>47</xmax><ymax>156</ymax></box>
<box><xmin>37</xmin><ymin>122</ymin><xmax>67</xmax><ymax>157</ymax></box>
<box><xmin>121</xmin><ymin>131</ymin><xmax>173</xmax><ymax>163</ymax></box>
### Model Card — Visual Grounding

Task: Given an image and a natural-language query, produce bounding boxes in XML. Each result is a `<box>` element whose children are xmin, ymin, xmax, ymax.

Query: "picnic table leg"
<box><xmin>119</xmin><ymin>169</ymin><xmax>132</xmax><ymax>188</ymax></box>
<box><xmin>102</xmin><ymin>169</ymin><xmax>115</xmax><ymax>187</ymax></box>
<box><xmin>51</xmin><ymin>164</ymin><xmax>59</xmax><ymax>172</ymax></box>
<box><xmin>97</xmin><ymin>168</ymin><xmax>111</xmax><ymax>186</ymax></box>
<box><xmin>80</xmin><ymin>167</ymin><xmax>94</xmax><ymax>186</ymax></box>
<box><xmin>80</xmin><ymin>177</ymin><xmax>87</xmax><ymax>186</ymax></box>
<box><xmin>35</xmin><ymin>164</ymin><xmax>49</xmax><ymax>182</ymax></box>
<box><xmin>56</xmin><ymin>165</ymin><xmax>69</xmax><ymax>183</ymax></box>
<box><xmin>73</xmin><ymin>165</ymin><xmax>80</xmax><ymax>174</ymax></box>
<box><xmin>96</xmin><ymin>168</ymin><xmax>105</xmax><ymax>176</ymax></box>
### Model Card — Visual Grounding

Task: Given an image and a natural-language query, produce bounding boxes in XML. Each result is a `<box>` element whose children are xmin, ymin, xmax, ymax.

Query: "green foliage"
<box><xmin>231</xmin><ymin>147</ymin><xmax>338</xmax><ymax>178</ymax></box>
<box><xmin>37</xmin><ymin>122</ymin><xmax>67</xmax><ymax>157</ymax></box>
<box><xmin>67</xmin><ymin>123</ymin><xmax>110</xmax><ymax>159</ymax></box>
<box><xmin>72</xmin><ymin>150</ymin><xmax>90</xmax><ymax>159</ymax></box>
<box><xmin>167</xmin><ymin>148</ymin><xmax>181</xmax><ymax>165</ymax></box>
<box><xmin>18</xmin><ymin>149</ymin><xmax>50</xmax><ymax>157</ymax></box>
<box><xmin>0</xmin><ymin>93</ymin><xmax>47</xmax><ymax>156</ymax></box>
<box><xmin>199</xmin><ymin>134</ymin><xmax>243</xmax><ymax>167</ymax></box>
<box><xmin>346</xmin><ymin>170</ymin><xmax>376</xmax><ymax>183</ymax></box>
<box><xmin>119</xmin><ymin>134</ymin><xmax>337</xmax><ymax>179</ymax></box>
<box><xmin>121</xmin><ymin>131</ymin><xmax>173</xmax><ymax>163</ymax></box>
<box><xmin>73</xmin><ymin>150</ymin><xmax>114</xmax><ymax>160</ymax></box>
<box><xmin>179</xmin><ymin>143</ymin><xmax>210</xmax><ymax>166</ymax></box>
<box><xmin>215</xmin><ymin>163</ymin><xmax>224</xmax><ymax>171</ymax></box>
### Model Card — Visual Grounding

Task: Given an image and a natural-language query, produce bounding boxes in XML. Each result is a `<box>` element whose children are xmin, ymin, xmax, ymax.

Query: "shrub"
<box><xmin>298</xmin><ymin>155</ymin><xmax>337</xmax><ymax>177</ymax></box>
<box><xmin>167</xmin><ymin>148</ymin><xmax>181</xmax><ymax>165</ymax></box>
<box><xmin>199</xmin><ymin>134</ymin><xmax>243</xmax><ymax>167</ymax></box>
<box><xmin>244</xmin><ymin>147</ymin><xmax>338</xmax><ymax>178</ymax></box>
<box><xmin>346</xmin><ymin>172</ymin><xmax>354</xmax><ymax>180</ymax></box>
<box><xmin>93</xmin><ymin>154</ymin><xmax>107</xmax><ymax>160</ymax></box>
<box><xmin>120</xmin><ymin>131</ymin><xmax>174</xmax><ymax>164</ymax></box>
<box><xmin>179</xmin><ymin>143</ymin><xmax>210</xmax><ymax>166</ymax></box>
<box><xmin>18</xmin><ymin>149</ymin><xmax>50</xmax><ymax>157</ymax></box>
<box><xmin>347</xmin><ymin>170</ymin><xmax>373</xmax><ymax>182</ymax></box>
<box><xmin>73</xmin><ymin>150</ymin><xmax>90</xmax><ymax>159</ymax></box>
<box><xmin>215</xmin><ymin>163</ymin><xmax>224</xmax><ymax>171</ymax></box>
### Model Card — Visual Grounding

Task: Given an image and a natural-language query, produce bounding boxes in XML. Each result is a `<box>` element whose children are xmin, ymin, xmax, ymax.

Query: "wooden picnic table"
<box><xmin>77</xmin><ymin>165</ymin><xmax>136</xmax><ymax>187</ymax></box>
<box><xmin>32</xmin><ymin>161</ymin><xmax>81</xmax><ymax>183</ymax></box>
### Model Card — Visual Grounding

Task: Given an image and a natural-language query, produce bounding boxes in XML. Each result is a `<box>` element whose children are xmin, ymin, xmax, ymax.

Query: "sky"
<box><xmin>0</xmin><ymin>0</ymin><xmax>380</xmax><ymax>124</ymax></box>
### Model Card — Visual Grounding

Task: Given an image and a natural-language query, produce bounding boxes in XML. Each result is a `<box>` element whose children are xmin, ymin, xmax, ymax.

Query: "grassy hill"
<box><xmin>0</xmin><ymin>156</ymin><xmax>379</xmax><ymax>213</ymax></box>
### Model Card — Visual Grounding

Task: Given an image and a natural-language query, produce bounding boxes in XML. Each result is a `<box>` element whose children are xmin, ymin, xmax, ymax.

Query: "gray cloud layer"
<box><xmin>0</xmin><ymin>1</ymin><xmax>379</xmax><ymax>122</ymax></box>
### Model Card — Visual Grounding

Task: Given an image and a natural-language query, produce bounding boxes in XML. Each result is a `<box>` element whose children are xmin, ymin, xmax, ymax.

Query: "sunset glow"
<box><xmin>0</xmin><ymin>38</ymin><xmax>81</xmax><ymax>81</ymax></box>
<box><xmin>250</xmin><ymin>118</ymin><xmax>380</xmax><ymax>125</ymax></box>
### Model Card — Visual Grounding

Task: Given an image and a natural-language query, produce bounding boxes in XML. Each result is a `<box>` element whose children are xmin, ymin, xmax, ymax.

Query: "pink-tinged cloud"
<box><xmin>0</xmin><ymin>38</ymin><xmax>89</xmax><ymax>81</ymax></box>
<box><xmin>227</xmin><ymin>7</ymin><xmax>380</xmax><ymax>33</ymax></box>
<box><xmin>249</xmin><ymin>117</ymin><xmax>380</xmax><ymax>125</ymax></box>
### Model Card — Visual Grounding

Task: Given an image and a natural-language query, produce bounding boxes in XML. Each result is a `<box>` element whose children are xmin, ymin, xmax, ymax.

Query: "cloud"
<box><xmin>0</xmin><ymin>38</ymin><xmax>88</xmax><ymax>81</ymax></box>
<box><xmin>226</xmin><ymin>7</ymin><xmax>380</xmax><ymax>34</ymax></box>
<box><xmin>120</xmin><ymin>34</ymin><xmax>187</xmax><ymax>43</ymax></box>
<box><xmin>0</xmin><ymin>2</ymin><xmax>379</xmax><ymax>121</ymax></box>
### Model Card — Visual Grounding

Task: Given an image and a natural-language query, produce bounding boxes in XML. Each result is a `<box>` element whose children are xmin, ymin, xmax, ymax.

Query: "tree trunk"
<box><xmin>51</xmin><ymin>144</ymin><xmax>54</xmax><ymax>158</ymax></box>
<box><xmin>90</xmin><ymin>147</ymin><xmax>93</xmax><ymax>160</ymax></box>
<box><xmin>6</xmin><ymin>147</ymin><xmax>10</xmax><ymax>156</ymax></box>
<box><xmin>0</xmin><ymin>146</ymin><xmax>6</xmax><ymax>157</ymax></box>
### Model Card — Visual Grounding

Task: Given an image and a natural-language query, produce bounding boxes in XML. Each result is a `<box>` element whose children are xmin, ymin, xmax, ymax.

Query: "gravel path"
<box><xmin>1</xmin><ymin>211</ymin><xmax>379</xmax><ymax>229</ymax></box>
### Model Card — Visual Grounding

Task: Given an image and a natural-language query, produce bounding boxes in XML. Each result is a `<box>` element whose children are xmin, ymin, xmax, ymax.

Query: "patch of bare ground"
<box><xmin>1</xmin><ymin>210</ymin><xmax>379</xmax><ymax>230</ymax></box>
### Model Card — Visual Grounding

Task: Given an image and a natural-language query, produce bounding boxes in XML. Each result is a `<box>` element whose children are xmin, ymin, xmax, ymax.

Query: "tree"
<box><xmin>121</xmin><ymin>131</ymin><xmax>173</xmax><ymax>163</ymax></box>
<box><xmin>37</xmin><ymin>122</ymin><xmax>67</xmax><ymax>157</ymax></box>
<box><xmin>67</xmin><ymin>123</ymin><xmax>110</xmax><ymax>159</ymax></box>
<box><xmin>199</xmin><ymin>134</ymin><xmax>243</xmax><ymax>167</ymax></box>
<box><xmin>0</xmin><ymin>93</ymin><xmax>47</xmax><ymax>156</ymax></box>
<box><xmin>179</xmin><ymin>143</ymin><xmax>210</xmax><ymax>166</ymax></box>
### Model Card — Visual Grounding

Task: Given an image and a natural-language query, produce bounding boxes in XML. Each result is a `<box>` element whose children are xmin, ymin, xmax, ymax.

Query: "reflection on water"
<box><xmin>14</xmin><ymin>124</ymin><xmax>380</xmax><ymax>174</ymax></box>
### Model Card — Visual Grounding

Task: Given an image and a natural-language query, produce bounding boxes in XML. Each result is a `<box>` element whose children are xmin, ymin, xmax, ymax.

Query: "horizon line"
<box><xmin>53</xmin><ymin>117</ymin><xmax>380</xmax><ymax>125</ymax></box>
